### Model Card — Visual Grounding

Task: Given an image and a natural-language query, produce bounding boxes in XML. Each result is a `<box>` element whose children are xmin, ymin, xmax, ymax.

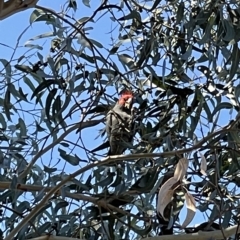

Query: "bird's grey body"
<box><xmin>106</xmin><ymin>92</ymin><xmax>134</xmax><ymax>155</ymax></box>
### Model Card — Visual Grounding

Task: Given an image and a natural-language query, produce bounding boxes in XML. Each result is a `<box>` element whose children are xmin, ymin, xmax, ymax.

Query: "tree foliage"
<box><xmin>1</xmin><ymin>0</ymin><xmax>240</xmax><ymax>239</ymax></box>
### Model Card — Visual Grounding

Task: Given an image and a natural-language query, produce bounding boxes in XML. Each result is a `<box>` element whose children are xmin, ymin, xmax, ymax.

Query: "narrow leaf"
<box><xmin>45</xmin><ymin>88</ymin><xmax>58</xmax><ymax>121</ymax></box>
<box><xmin>157</xmin><ymin>189</ymin><xmax>174</xmax><ymax>220</ymax></box>
<box><xmin>211</xmin><ymin>102</ymin><xmax>232</xmax><ymax>121</ymax></box>
<box><xmin>82</xmin><ymin>0</ymin><xmax>90</xmax><ymax>7</ymax></box>
<box><xmin>157</xmin><ymin>177</ymin><xmax>178</xmax><ymax>216</ymax></box>
<box><xmin>181</xmin><ymin>192</ymin><xmax>196</xmax><ymax>228</ymax></box>
<box><xmin>4</xmin><ymin>87</ymin><xmax>11</xmax><ymax>121</ymax></box>
<box><xmin>54</xmin><ymin>201</ymin><xmax>69</xmax><ymax>214</ymax></box>
<box><xmin>0</xmin><ymin>59</ymin><xmax>11</xmax><ymax>83</ymax></box>
<box><xmin>176</xmin><ymin>2</ymin><xmax>184</xmax><ymax>25</ymax></box>
<box><xmin>174</xmin><ymin>158</ymin><xmax>189</xmax><ymax>181</ymax></box>
<box><xmin>31</xmin><ymin>80</ymin><xmax>56</xmax><ymax>100</ymax></box>
<box><xmin>199</xmin><ymin>152</ymin><xmax>207</xmax><ymax>176</ymax></box>
<box><xmin>229</xmin><ymin>43</ymin><xmax>240</xmax><ymax>81</ymax></box>
<box><xmin>58</xmin><ymin>148</ymin><xmax>80</xmax><ymax>166</ymax></box>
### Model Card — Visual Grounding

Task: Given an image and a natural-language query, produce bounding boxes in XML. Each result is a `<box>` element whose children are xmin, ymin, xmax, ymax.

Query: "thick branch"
<box><xmin>0</xmin><ymin>0</ymin><xmax>39</xmax><ymax>20</ymax></box>
<box><xmin>31</xmin><ymin>236</ymin><xmax>84</xmax><ymax>240</ymax></box>
<box><xmin>142</xmin><ymin>224</ymin><xmax>240</xmax><ymax>240</ymax></box>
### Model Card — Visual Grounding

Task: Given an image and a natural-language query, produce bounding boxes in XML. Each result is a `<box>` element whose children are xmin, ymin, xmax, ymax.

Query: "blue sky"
<box><xmin>0</xmin><ymin>0</ymin><xmax>236</xmax><ymax>234</ymax></box>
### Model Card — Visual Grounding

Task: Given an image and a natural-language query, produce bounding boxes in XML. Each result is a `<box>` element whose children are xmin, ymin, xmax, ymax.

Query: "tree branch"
<box><xmin>0</xmin><ymin>0</ymin><xmax>39</xmax><ymax>20</ymax></box>
<box><xmin>30</xmin><ymin>236</ymin><xmax>84</xmax><ymax>240</ymax></box>
<box><xmin>142</xmin><ymin>224</ymin><xmax>240</xmax><ymax>240</ymax></box>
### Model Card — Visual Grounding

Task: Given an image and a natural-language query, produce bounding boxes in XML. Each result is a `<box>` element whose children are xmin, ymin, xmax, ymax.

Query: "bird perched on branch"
<box><xmin>106</xmin><ymin>90</ymin><xmax>135</xmax><ymax>155</ymax></box>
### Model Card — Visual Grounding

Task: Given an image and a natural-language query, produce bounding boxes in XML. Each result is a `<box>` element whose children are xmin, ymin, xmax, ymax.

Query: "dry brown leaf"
<box><xmin>174</xmin><ymin>158</ymin><xmax>189</xmax><ymax>181</ymax></box>
<box><xmin>157</xmin><ymin>177</ymin><xmax>178</xmax><ymax>218</ymax></box>
<box><xmin>157</xmin><ymin>189</ymin><xmax>174</xmax><ymax>220</ymax></box>
<box><xmin>199</xmin><ymin>152</ymin><xmax>207</xmax><ymax>176</ymax></box>
<box><xmin>181</xmin><ymin>192</ymin><xmax>196</xmax><ymax>228</ymax></box>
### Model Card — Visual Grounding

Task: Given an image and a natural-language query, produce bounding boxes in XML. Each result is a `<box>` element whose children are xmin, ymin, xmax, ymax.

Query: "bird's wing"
<box><xmin>106</xmin><ymin>110</ymin><xmax>121</xmax><ymax>136</ymax></box>
<box><xmin>105</xmin><ymin>110</ymin><xmax>112</xmax><ymax>137</ymax></box>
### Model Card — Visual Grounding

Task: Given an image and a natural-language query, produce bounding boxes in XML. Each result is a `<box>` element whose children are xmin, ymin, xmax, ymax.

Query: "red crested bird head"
<box><xmin>118</xmin><ymin>90</ymin><xmax>134</xmax><ymax>108</ymax></box>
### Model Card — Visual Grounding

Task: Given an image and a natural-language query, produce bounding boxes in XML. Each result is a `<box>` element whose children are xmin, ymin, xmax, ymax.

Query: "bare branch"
<box><xmin>30</xmin><ymin>236</ymin><xmax>84</xmax><ymax>240</ymax></box>
<box><xmin>142</xmin><ymin>224</ymin><xmax>240</xmax><ymax>240</ymax></box>
<box><xmin>0</xmin><ymin>0</ymin><xmax>39</xmax><ymax>20</ymax></box>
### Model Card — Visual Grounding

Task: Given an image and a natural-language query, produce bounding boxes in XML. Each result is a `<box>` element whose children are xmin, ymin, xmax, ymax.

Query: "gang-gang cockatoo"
<box><xmin>106</xmin><ymin>90</ymin><xmax>135</xmax><ymax>155</ymax></box>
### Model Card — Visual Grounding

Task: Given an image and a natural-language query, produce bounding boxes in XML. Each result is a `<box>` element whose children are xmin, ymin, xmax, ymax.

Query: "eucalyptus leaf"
<box><xmin>58</xmin><ymin>148</ymin><xmax>80</xmax><ymax>166</ymax></box>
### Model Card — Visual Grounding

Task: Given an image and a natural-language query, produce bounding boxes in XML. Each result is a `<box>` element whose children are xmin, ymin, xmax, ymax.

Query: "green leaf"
<box><xmin>31</xmin><ymin>80</ymin><xmax>56</xmax><ymax>100</ymax></box>
<box><xmin>23</xmin><ymin>76</ymin><xmax>35</xmax><ymax>93</ymax></box>
<box><xmin>110</xmin><ymin>168</ymin><xmax>122</xmax><ymax>187</ymax></box>
<box><xmin>31</xmin><ymin>202</ymin><xmax>52</xmax><ymax>222</ymax></box>
<box><xmin>68</xmin><ymin>0</ymin><xmax>77</xmax><ymax>11</ymax></box>
<box><xmin>58</xmin><ymin>148</ymin><xmax>80</xmax><ymax>166</ymax></box>
<box><xmin>15</xmin><ymin>64</ymin><xmax>32</xmax><ymax>73</ymax></box>
<box><xmin>89</xmin><ymin>38</ymin><xmax>103</xmax><ymax>48</ymax></box>
<box><xmin>18</xmin><ymin>118</ymin><xmax>27</xmax><ymax>137</ymax></box>
<box><xmin>96</xmin><ymin>172</ymin><xmax>115</xmax><ymax>187</ymax></box>
<box><xmin>110</xmin><ymin>45</ymin><xmax>120</xmax><ymax>54</ymax></box>
<box><xmin>126</xmin><ymin>164</ymin><xmax>133</xmax><ymax>183</ymax></box>
<box><xmin>203</xmin><ymin>101</ymin><xmax>212</xmax><ymax>122</ymax></box>
<box><xmin>54</xmin><ymin>201</ymin><xmax>69</xmax><ymax>214</ymax></box>
<box><xmin>176</xmin><ymin>2</ymin><xmax>184</xmax><ymax>25</ymax></box>
<box><xmin>235</xmin><ymin>84</ymin><xmax>240</xmax><ymax>100</ymax></box>
<box><xmin>222</xmin><ymin>205</ymin><xmax>231</xmax><ymax>228</ymax></box>
<box><xmin>222</xmin><ymin>19</ymin><xmax>235</xmax><ymax>42</ymax></box>
<box><xmin>60</xmin><ymin>142</ymin><xmax>70</xmax><ymax>148</ymax></box>
<box><xmin>209</xmin><ymin>205</ymin><xmax>218</xmax><ymax>221</ymax></box>
<box><xmin>55</xmin><ymin>94</ymin><xmax>71</xmax><ymax>119</ymax></box>
<box><xmin>10</xmin><ymin>175</ymin><xmax>18</xmax><ymax>189</ymax></box>
<box><xmin>47</xmin><ymin>57</ymin><xmax>59</xmax><ymax>77</ymax></box>
<box><xmin>30</xmin><ymin>9</ymin><xmax>56</xmax><ymax>24</ymax></box>
<box><xmin>43</xmin><ymin>165</ymin><xmax>57</xmax><ymax>173</ymax></box>
<box><xmin>181</xmin><ymin>45</ymin><xmax>192</xmax><ymax>60</ymax></box>
<box><xmin>229</xmin><ymin>43</ymin><xmax>240</xmax><ymax>81</ymax></box>
<box><xmin>0</xmin><ymin>113</ymin><xmax>6</xmax><ymax>130</ymax></box>
<box><xmin>0</xmin><ymin>190</ymin><xmax>12</xmax><ymax>202</ymax></box>
<box><xmin>78</xmin><ymin>52</ymin><xmax>95</xmax><ymax>63</ymax></box>
<box><xmin>148</xmin><ymin>176</ymin><xmax>164</xmax><ymax>202</ymax></box>
<box><xmin>17</xmin><ymin>224</ymin><xmax>29</xmax><ymax>239</ymax></box>
<box><xmin>45</xmin><ymin>88</ymin><xmax>58</xmax><ymax>121</ymax></box>
<box><xmin>3</xmin><ymin>87</ymin><xmax>12</xmax><ymax>121</ymax></box>
<box><xmin>35</xmin><ymin>122</ymin><xmax>45</xmax><ymax>133</ymax></box>
<box><xmin>16</xmin><ymin>201</ymin><xmax>30</xmax><ymax>213</ymax></box>
<box><xmin>131</xmin><ymin>221</ymin><xmax>151</xmax><ymax>236</ymax></box>
<box><xmin>37</xmin><ymin>222</ymin><xmax>52</xmax><ymax>235</ymax></box>
<box><xmin>24</xmin><ymin>44</ymin><xmax>43</xmax><ymax>50</ymax></box>
<box><xmin>19</xmin><ymin>87</ymin><xmax>28</xmax><ymax>101</ymax></box>
<box><xmin>82</xmin><ymin>0</ymin><xmax>90</xmax><ymax>8</ymax></box>
<box><xmin>118</xmin><ymin>54</ymin><xmax>136</xmax><ymax>69</ymax></box>
<box><xmin>52</xmin><ymin>95</ymin><xmax>62</xmax><ymax>118</ymax></box>
<box><xmin>9</xmin><ymin>84</ymin><xmax>28</xmax><ymax>102</ymax></box>
<box><xmin>0</xmin><ymin>59</ymin><xmax>11</xmax><ymax>83</ymax></box>
<box><xmin>211</xmin><ymin>102</ymin><xmax>233</xmax><ymax>121</ymax></box>
<box><xmin>198</xmin><ymin>15</ymin><xmax>216</xmax><ymax>45</ymax></box>
<box><xmin>35</xmin><ymin>91</ymin><xmax>44</xmax><ymax>107</ymax></box>
<box><xmin>221</xmin><ymin>47</ymin><xmax>231</xmax><ymax>60</ymax></box>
